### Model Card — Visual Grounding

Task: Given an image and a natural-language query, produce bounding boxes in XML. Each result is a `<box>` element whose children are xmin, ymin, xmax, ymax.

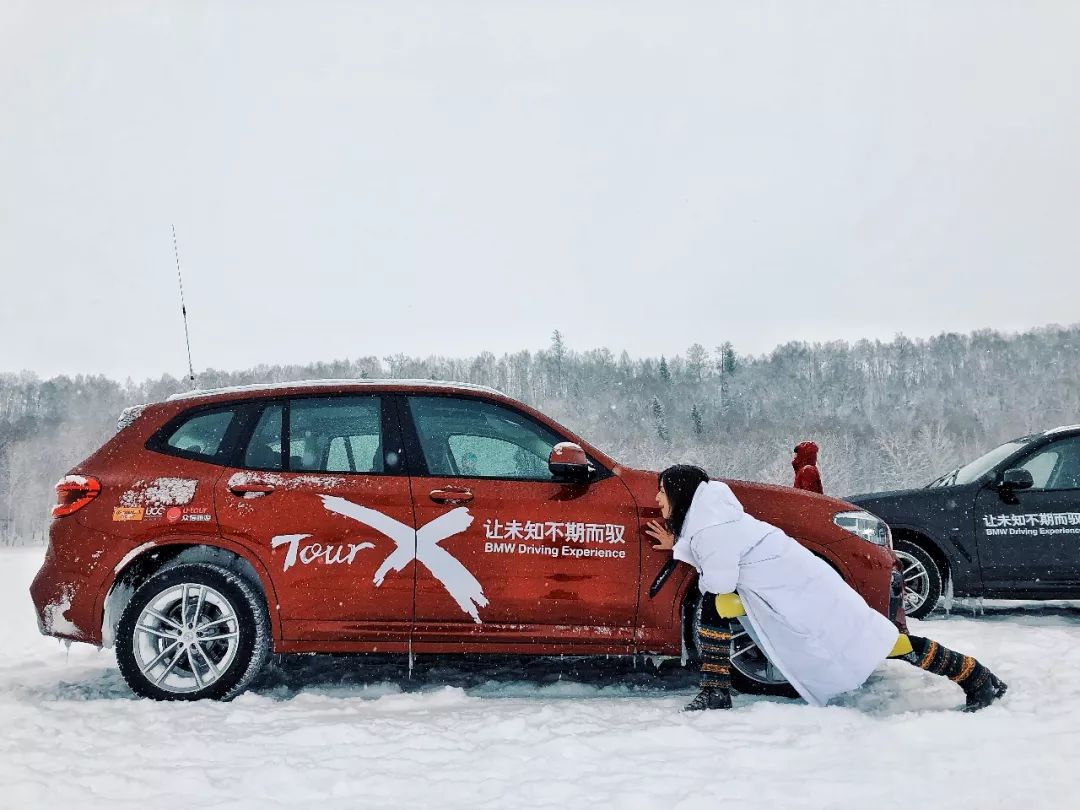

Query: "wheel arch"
<box><xmin>677</xmin><ymin>549</ymin><xmax>849</xmax><ymax>643</ymax></box>
<box><xmin>100</xmin><ymin>539</ymin><xmax>280</xmax><ymax>649</ymax></box>
<box><xmin>891</xmin><ymin>527</ymin><xmax>951</xmax><ymax>581</ymax></box>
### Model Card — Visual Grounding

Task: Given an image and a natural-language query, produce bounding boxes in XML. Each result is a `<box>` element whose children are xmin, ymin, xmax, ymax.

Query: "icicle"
<box><xmin>943</xmin><ymin>577</ymin><xmax>954</xmax><ymax>616</ymax></box>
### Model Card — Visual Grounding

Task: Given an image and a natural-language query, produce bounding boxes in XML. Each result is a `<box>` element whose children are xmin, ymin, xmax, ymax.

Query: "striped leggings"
<box><xmin>698</xmin><ymin>593</ymin><xmax>992</xmax><ymax>695</ymax></box>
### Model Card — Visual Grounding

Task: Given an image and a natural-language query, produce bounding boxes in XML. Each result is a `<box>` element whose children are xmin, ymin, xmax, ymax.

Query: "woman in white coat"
<box><xmin>645</xmin><ymin>465</ymin><xmax>1007</xmax><ymax>712</ymax></box>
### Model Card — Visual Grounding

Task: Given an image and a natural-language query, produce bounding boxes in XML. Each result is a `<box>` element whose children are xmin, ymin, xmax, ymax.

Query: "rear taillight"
<box><xmin>52</xmin><ymin>475</ymin><xmax>101</xmax><ymax>517</ymax></box>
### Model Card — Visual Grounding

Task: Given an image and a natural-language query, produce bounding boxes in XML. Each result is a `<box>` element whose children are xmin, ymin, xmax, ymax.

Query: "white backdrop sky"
<box><xmin>2</xmin><ymin>1</ymin><xmax>1079</xmax><ymax>381</ymax></box>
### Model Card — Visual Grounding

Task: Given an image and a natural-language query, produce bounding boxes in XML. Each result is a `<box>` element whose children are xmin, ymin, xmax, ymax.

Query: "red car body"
<box><xmin>31</xmin><ymin>381</ymin><xmax>905</xmax><ymax>695</ymax></box>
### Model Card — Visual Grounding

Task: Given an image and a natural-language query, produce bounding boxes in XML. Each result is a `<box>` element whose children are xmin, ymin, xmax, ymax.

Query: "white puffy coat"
<box><xmin>673</xmin><ymin>481</ymin><xmax>898</xmax><ymax>706</ymax></box>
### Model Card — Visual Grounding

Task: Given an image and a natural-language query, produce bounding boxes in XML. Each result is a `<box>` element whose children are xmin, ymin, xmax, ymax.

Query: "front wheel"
<box><xmin>893</xmin><ymin>539</ymin><xmax>943</xmax><ymax>619</ymax></box>
<box><xmin>116</xmin><ymin>563</ymin><xmax>270</xmax><ymax>701</ymax></box>
<box><xmin>689</xmin><ymin>593</ymin><xmax>798</xmax><ymax>698</ymax></box>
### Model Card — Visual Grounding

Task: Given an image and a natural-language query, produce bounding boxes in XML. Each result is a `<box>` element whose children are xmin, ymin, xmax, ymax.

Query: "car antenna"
<box><xmin>171</xmin><ymin>224</ymin><xmax>198</xmax><ymax>390</ymax></box>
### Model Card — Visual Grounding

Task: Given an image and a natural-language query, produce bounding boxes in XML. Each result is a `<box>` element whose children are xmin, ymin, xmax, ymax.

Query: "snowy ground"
<box><xmin>3</xmin><ymin>548</ymin><xmax>1078</xmax><ymax>809</ymax></box>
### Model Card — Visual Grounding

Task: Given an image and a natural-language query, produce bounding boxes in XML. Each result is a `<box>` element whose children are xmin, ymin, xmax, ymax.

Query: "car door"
<box><xmin>215</xmin><ymin>394</ymin><xmax>416</xmax><ymax>648</ymax></box>
<box><xmin>399</xmin><ymin>394</ymin><xmax>641</xmax><ymax>651</ymax></box>
<box><xmin>974</xmin><ymin>436</ymin><xmax>1080</xmax><ymax>591</ymax></box>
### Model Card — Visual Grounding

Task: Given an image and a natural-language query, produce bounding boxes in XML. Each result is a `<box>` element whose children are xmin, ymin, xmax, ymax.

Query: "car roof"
<box><xmin>1044</xmin><ymin>424</ymin><xmax>1080</xmax><ymax>437</ymax></box>
<box><xmin>165</xmin><ymin>379</ymin><xmax>503</xmax><ymax>404</ymax></box>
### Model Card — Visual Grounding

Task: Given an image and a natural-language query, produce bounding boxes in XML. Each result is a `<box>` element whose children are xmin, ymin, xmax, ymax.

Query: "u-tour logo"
<box><xmin>271</xmin><ymin>495</ymin><xmax>489</xmax><ymax>623</ymax></box>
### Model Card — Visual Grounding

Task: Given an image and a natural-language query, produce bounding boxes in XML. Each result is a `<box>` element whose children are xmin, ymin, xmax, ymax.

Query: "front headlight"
<box><xmin>833</xmin><ymin>511</ymin><xmax>891</xmax><ymax>548</ymax></box>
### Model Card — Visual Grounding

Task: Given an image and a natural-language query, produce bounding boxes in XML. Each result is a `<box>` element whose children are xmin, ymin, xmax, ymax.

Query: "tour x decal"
<box><xmin>270</xmin><ymin>494</ymin><xmax>489</xmax><ymax>623</ymax></box>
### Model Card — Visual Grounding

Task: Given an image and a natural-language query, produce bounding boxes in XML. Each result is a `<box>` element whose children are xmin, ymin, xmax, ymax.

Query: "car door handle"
<box><xmin>429</xmin><ymin>487</ymin><xmax>473</xmax><ymax>505</ymax></box>
<box><xmin>229</xmin><ymin>482</ymin><xmax>276</xmax><ymax>497</ymax></box>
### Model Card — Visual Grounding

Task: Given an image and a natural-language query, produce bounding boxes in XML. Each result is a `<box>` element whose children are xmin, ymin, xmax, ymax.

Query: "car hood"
<box><xmin>845</xmin><ymin>488</ymin><xmax>923</xmax><ymax>505</ymax></box>
<box><xmin>845</xmin><ymin>486</ymin><xmax>962</xmax><ymax>524</ymax></box>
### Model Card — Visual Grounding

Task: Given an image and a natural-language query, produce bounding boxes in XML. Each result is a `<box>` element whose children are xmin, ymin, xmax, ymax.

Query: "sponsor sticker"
<box><xmin>180</xmin><ymin>508</ymin><xmax>212</xmax><ymax>523</ymax></box>
<box><xmin>166</xmin><ymin>507</ymin><xmax>212</xmax><ymax>523</ymax></box>
<box><xmin>112</xmin><ymin>507</ymin><xmax>145</xmax><ymax>522</ymax></box>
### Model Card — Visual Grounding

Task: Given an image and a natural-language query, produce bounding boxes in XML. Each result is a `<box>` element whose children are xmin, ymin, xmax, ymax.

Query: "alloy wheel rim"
<box><xmin>133</xmin><ymin>582</ymin><xmax>240</xmax><ymax>693</ymax></box>
<box><xmin>729</xmin><ymin>619</ymin><xmax>788</xmax><ymax>686</ymax></box>
<box><xmin>894</xmin><ymin>550</ymin><xmax>930</xmax><ymax>614</ymax></box>
<box><xmin>693</xmin><ymin>599</ymin><xmax>789</xmax><ymax>686</ymax></box>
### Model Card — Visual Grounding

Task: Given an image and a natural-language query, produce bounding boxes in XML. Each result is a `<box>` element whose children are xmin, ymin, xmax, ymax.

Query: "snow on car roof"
<box><xmin>1045</xmin><ymin>424</ymin><xmax>1080</xmax><ymax>436</ymax></box>
<box><xmin>166</xmin><ymin>379</ymin><xmax>503</xmax><ymax>402</ymax></box>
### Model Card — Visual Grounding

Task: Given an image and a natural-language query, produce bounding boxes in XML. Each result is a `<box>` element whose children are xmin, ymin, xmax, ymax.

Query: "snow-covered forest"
<box><xmin>2</xmin><ymin>324</ymin><xmax>1077</xmax><ymax>544</ymax></box>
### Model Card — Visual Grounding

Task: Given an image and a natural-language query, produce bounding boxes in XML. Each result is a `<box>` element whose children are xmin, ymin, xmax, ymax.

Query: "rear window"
<box><xmin>289</xmin><ymin>396</ymin><xmax>383</xmax><ymax>473</ymax></box>
<box><xmin>161</xmin><ymin>409</ymin><xmax>236</xmax><ymax>460</ymax></box>
<box><xmin>236</xmin><ymin>396</ymin><xmax>385</xmax><ymax>473</ymax></box>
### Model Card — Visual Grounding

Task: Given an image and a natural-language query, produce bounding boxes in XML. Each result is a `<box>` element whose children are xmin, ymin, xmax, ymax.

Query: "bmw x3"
<box><xmin>32</xmin><ymin>380</ymin><xmax>906</xmax><ymax>700</ymax></box>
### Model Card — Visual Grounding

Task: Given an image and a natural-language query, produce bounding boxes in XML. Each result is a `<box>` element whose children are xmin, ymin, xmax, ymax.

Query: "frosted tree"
<box><xmin>651</xmin><ymin>396</ymin><xmax>670</xmax><ymax>443</ymax></box>
<box><xmin>4</xmin><ymin>325</ymin><xmax>1080</xmax><ymax>543</ymax></box>
<box><xmin>686</xmin><ymin>344</ymin><xmax>708</xmax><ymax>381</ymax></box>
<box><xmin>691</xmin><ymin>403</ymin><xmax>704</xmax><ymax>438</ymax></box>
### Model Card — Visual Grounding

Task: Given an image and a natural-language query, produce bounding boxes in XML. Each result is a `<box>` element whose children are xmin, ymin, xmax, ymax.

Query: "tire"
<box><xmin>893</xmin><ymin>539</ymin><xmax>943</xmax><ymax>620</ymax></box>
<box><xmin>116</xmin><ymin>563</ymin><xmax>270</xmax><ymax>701</ymax></box>
<box><xmin>687</xmin><ymin>593</ymin><xmax>798</xmax><ymax>698</ymax></box>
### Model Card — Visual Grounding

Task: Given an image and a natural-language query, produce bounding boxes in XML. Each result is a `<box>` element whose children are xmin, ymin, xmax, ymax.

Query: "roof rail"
<box><xmin>166</xmin><ymin>378</ymin><xmax>504</xmax><ymax>402</ymax></box>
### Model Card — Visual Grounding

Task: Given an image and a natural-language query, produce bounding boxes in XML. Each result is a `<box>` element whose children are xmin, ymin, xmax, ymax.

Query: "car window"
<box><xmin>243</xmin><ymin>404</ymin><xmax>284</xmax><ymax>470</ymax></box>
<box><xmin>935</xmin><ymin>437</ymin><xmax>1034</xmax><ymax>487</ymax></box>
<box><xmin>165</xmin><ymin>409</ymin><xmax>235</xmax><ymax>459</ymax></box>
<box><xmin>289</xmin><ymin>396</ymin><xmax>383</xmax><ymax>473</ymax></box>
<box><xmin>407</xmin><ymin>396</ymin><xmax>561</xmax><ymax>480</ymax></box>
<box><xmin>1019</xmin><ymin>438</ymin><xmax>1080</xmax><ymax>490</ymax></box>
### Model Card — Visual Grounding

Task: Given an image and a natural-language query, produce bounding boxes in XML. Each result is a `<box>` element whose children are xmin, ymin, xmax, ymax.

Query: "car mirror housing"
<box><xmin>999</xmin><ymin>468</ymin><xmax>1034</xmax><ymax>491</ymax></box>
<box><xmin>548</xmin><ymin>442</ymin><xmax>592</xmax><ymax>482</ymax></box>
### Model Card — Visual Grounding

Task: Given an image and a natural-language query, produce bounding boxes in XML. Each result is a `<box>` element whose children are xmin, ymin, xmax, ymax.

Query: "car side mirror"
<box><xmin>548</xmin><ymin>442</ymin><xmax>593</xmax><ymax>483</ymax></box>
<box><xmin>999</xmin><ymin>468</ymin><xmax>1034</xmax><ymax>491</ymax></box>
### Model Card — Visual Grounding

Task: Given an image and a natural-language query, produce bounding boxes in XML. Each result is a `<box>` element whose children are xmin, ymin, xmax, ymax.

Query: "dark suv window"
<box><xmin>162</xmin><ymin>409</ymin><xmax>236</xmax><ymax>460</ymax></box>
<box><xmin>1019</xmin><ymin>437</ymin><xmax>1080</xmax><ymax>490</ymax></box>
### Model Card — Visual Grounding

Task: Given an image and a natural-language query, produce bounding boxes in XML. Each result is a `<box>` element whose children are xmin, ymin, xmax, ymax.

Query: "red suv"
<box><xmin>31</xmin><ymin>380</ymin><xmax>906</xmax><ymax>700</ymax></box>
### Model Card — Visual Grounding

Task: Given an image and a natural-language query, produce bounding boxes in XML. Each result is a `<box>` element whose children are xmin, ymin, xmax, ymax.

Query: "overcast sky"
<box><xmin>2</xmin><ymin>1</ymin><xmax>1079</xmax><ymax>381</ymax></box>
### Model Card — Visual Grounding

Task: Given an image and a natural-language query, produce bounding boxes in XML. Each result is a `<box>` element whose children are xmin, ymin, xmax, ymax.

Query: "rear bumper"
<box><xmin>30</xmin><ymin>555</ymin><xmax>99</xmax><ymax>643</ymax></box>
<box><xmin>29</xmin><ymin>517</ymin><xmax>112</xmax><ymax>645</ymax></box>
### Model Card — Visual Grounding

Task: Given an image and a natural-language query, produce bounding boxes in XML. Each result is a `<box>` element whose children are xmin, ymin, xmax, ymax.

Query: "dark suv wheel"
<box><xmin>893</xmin><ymin>539</ymin><xmax>943</xmax><ymax>619</ymax></box>
<box><xmin>116</xmin><ymin>563</ymin><xmax>270</xmax><ymax>700</ymax></box>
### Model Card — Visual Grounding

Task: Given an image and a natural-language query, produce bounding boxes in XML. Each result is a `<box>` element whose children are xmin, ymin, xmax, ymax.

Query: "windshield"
<box><xmin>927</xmin><ymin>437</ymin><xmax>1035</xmax><ymax>487</ymax></box>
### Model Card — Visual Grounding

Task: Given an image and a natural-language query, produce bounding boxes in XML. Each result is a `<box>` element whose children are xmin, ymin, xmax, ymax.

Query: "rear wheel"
<box><xmin>116</xmin><ymin>563</ymin><xmax>269</xmax><ymax>701</ymax></box>
<box><xmin>893</xmin><ymin>539</ymin><xmax>942</xmax><ymax>619</ymax></box>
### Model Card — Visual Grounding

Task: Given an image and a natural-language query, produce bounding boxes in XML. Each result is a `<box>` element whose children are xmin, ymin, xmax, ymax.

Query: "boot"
<box><xmin>691</xmin><ymin>595</ymin><xmax>735</xmax><ymax>711</ymax></box>
<box><xmin>684</xmin><ymin>686</ymin><xmax>733</xmax><ymax>711</ymax></box>
<box><xmin>963</xmin><ymin>672</ymin><xmax>1008</xmax><ymax>713</ymax></box>
<box><xmin>901</xmin><ymin>636</ymin><xmax>1007</xmax><ymax>712</ymax></box>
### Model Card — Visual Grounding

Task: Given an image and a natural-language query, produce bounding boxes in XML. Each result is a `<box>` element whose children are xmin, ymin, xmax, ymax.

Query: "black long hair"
<box><xmin>658</xmin><ymin>464</ymin><xmax>710</xmax><ymax>539</ymax></box>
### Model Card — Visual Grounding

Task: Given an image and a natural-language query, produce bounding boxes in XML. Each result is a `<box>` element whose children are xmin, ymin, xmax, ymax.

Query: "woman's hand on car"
<box><xmin>645</xmin><ymin>520</ymin><xmax>675</xmax><ymax>550</ymax></box>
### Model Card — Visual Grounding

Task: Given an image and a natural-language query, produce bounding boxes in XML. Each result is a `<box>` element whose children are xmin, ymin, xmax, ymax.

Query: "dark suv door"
<box><xmin>974</xmin><ymin>435</ymin><xmax>1080</xmax><ymax>593</ymax></box>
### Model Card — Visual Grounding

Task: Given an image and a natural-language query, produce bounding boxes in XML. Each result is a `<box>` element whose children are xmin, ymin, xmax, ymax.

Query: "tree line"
<box><xmin>2</xmin><ymin>324</ymin><xmax>1077</xmax><ymax>544</ymax></box>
